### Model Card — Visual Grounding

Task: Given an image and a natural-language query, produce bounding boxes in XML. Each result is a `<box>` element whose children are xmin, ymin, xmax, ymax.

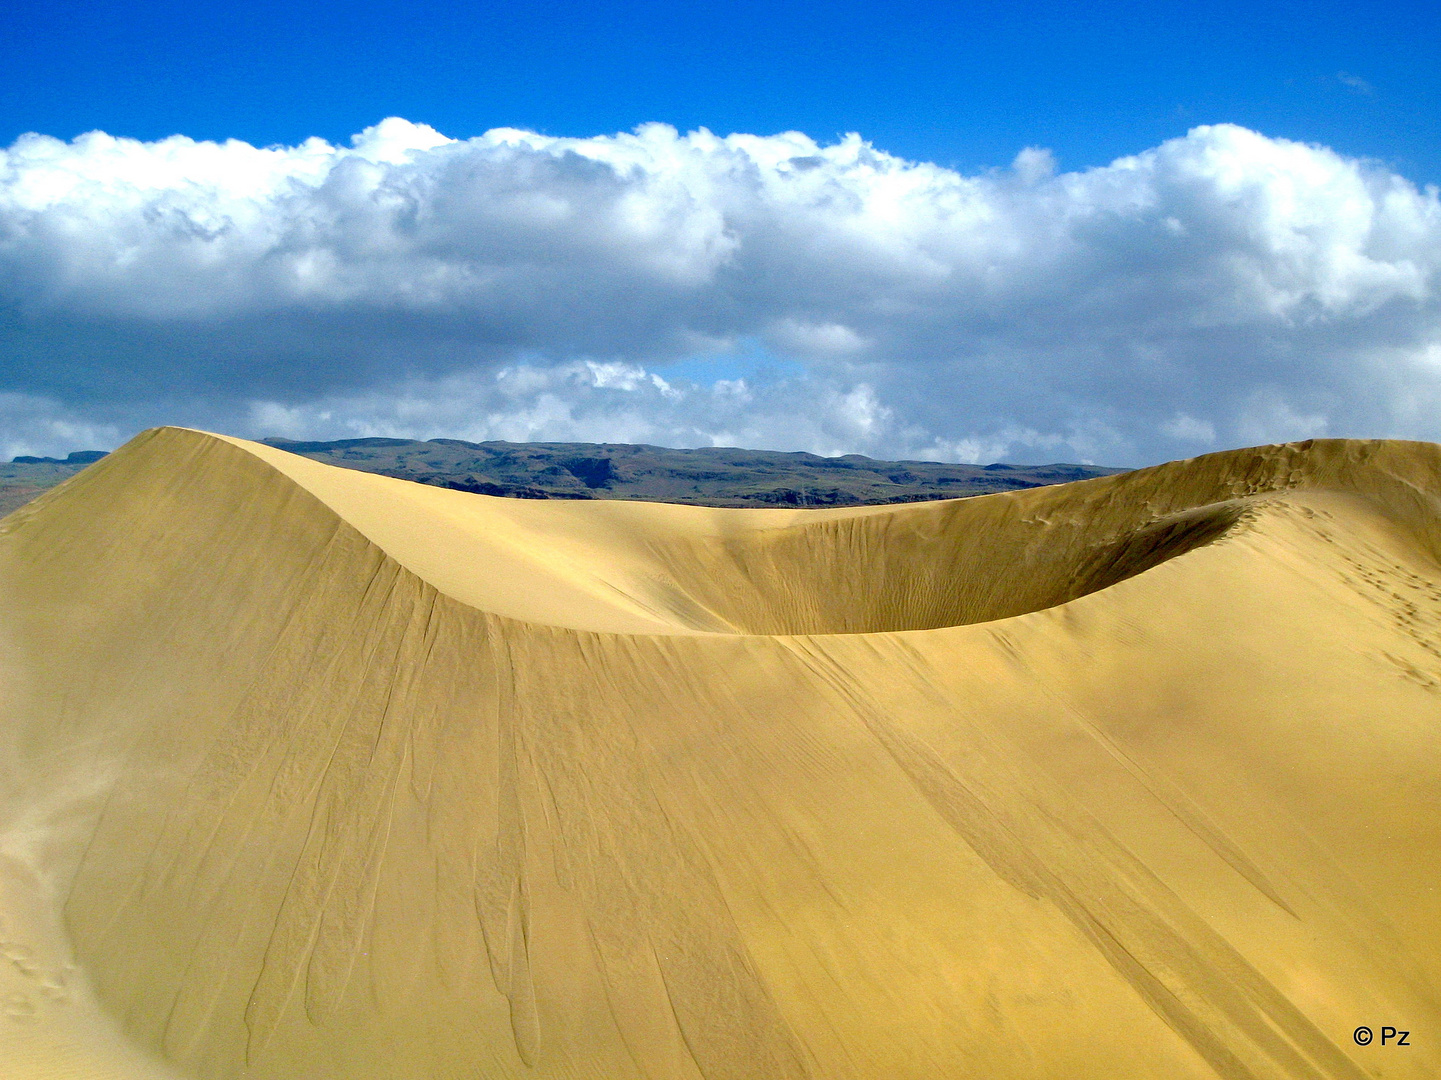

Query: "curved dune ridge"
<box><xmin>1</xmin><ymin>428</ymin><xmax>1440</xmax><ymax>1079</ymax></box>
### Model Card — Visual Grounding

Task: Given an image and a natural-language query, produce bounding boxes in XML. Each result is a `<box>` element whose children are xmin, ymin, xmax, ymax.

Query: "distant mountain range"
<box><xmin>1</xmin><ymin>434</ymin><xmax>1124</xmax><ymax>517</ymax></box>
<box><xmin>0</xmin><ymin>454</ymin><xmax>103</xmax><ymax>518</ymax></box>
<box><xmin>9</xmin><ymin>450</ymin><xmax>109</xmax><ymax>466</ymax></box>
<box><xmin>259</xmin><ymin>436</ymin><xmax>1125</xmax><ymax>506</ymax></box>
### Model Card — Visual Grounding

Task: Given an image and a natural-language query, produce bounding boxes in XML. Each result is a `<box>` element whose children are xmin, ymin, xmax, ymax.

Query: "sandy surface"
<box><xmin>0</xmin><ymin>427</ymin><xmax>1438</xmax><ymax>1078</ymax></box>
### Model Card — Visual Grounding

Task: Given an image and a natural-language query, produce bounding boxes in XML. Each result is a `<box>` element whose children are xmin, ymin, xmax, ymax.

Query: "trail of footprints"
<box><xmin>1283</xmin><ymin>501</ymin><xmax>1441</xmax><ymax>691</ymax></box>
<box><xmin>0</xmin><ymin>915</ymin><xmax>73</xmax><ymax>1023</ymax></box>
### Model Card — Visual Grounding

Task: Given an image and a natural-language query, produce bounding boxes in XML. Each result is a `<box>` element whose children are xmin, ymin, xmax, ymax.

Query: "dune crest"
<box><xmin>1</xmin><ymin>427</ymin><xmax>1439</xmax><ymax>1079</ymax></box>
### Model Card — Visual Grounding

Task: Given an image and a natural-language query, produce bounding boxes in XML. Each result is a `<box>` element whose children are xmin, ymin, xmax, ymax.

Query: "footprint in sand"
<box><xmin>1</xmin><ymin>943</ymin><xmax>40</xmax><ymax>979</ymax></box>
<box><xmin>2</xmin><ymin>990</ymin><xmax>36</xmax><ymax>1021</ymax></box>
<box><xmin>39</xmin><ymin>969</ymin><xmax>68</xmax><ymax>1001</ymax></box>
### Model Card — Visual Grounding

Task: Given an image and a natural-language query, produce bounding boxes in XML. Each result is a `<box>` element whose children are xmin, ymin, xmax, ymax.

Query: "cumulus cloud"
<box><xmin>0</xmin><ymin>117</ymin><xmax>1439</xmax><ymax>463</ymax></box>
<box><xmin>237</xmin><ymin>362</ymin><xmax>905</xmax><ymax>459</ymax></box>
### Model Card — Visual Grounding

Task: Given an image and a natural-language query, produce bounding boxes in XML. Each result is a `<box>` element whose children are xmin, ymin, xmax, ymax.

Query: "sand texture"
<box><xmin>1</xmin><ymin>427</ymin><xmax>1439</xmax><ymax>1079</ymax></box>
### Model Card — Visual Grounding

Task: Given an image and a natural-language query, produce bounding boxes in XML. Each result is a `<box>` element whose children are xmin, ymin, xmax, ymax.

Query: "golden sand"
<box><xmin>0</xmin><ymin>427</ymin><xmax>1438</xmax><ymax>1079</ymax></box>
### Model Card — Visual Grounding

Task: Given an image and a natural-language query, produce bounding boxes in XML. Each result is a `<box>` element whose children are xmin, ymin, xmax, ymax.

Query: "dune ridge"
<box><xmin>1</xmin><ymin>428</ymin><xmax>1439</xmax><ymax>1079</ymax></box>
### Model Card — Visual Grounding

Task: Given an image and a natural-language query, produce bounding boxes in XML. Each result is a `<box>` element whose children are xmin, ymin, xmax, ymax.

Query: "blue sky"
<box><xmin>6</xmin><ymin>0</ymin><xmax>1437</xmax><ymax>181</ymax></box>
<box><xmin>1</xmin><ymin>0</ymin><xmax>1439</xmax><ymax>464</ymax></box>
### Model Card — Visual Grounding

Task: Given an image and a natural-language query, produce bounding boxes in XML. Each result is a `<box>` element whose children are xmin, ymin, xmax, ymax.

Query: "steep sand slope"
<box><xmin>1</xmin><ymin>428</ymin><xmax>1439</xmax><ymax>1079</ymax></box>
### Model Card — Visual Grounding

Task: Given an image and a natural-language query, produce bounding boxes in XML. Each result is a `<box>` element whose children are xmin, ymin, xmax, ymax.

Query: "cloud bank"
<box><xmin>1</xmin><ymin>118</ymin><xmax>1439</xmax><ymax>463</ymax></box>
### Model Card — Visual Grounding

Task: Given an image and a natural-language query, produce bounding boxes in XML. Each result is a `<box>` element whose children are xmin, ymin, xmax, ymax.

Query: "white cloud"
<box><xmin>0</xmin><ymin>393</ymin><xmax>123</xmax><ymax>460</ymax></box>
<box><xmin>1</xmin><ymin>119</ymin><xmax>1440</xmax><ymax>463</ymax></box>
<box><xmin>1338</xmin><ymin>73</ymin><xmax>1375</xmax><ymax>96</ymax></box>
<box><xmin>769</xmin><ymin>319</ymin><xmax>870</xmax><ymax>357</ymax></box>
<box><xmin>232</xmin><ymin>365</ymin><xmax>916</xmax><ymax>460</ymax></box>
<box><xmin>1011</xmin><ymin>146</ymin><xmax>1056</xmax><ymax>185</ymax></box>
<box><xmin>1160</xmin><ymin>414</ymin><xmax>1217</xmax><ymax>444</ymax></box>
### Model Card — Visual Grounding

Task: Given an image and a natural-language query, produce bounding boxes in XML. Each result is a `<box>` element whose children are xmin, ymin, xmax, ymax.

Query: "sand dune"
<box><xmin>1</xmin><ymin>427</ymin><xmax>1439</xmax><ymax>1079</ymax></box>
